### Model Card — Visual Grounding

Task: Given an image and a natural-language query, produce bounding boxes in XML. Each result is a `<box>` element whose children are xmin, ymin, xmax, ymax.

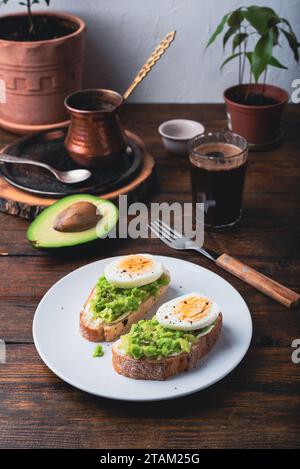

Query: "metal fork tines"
<box><xmin>149</xmin><ymin>219</ymin><xmax>218</xmax><ymax>261</ymax></box>
<box><xmin>149</xmin><ymin>219</ymin><xmax>191</xmax><ymax>249</ymax></box>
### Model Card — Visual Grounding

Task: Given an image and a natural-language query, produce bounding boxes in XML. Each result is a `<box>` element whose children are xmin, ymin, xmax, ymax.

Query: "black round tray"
<box><xmin>0</xmin><ymin>128</ymin><xmax>143</xmax><ymax>197</ymax></box>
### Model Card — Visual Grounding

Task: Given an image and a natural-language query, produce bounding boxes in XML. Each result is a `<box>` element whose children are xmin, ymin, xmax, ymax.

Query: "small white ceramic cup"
<box><xmin>158</xmin><ymin>119</ymin><xmax>205</xmax><ymax>156</ymax></box>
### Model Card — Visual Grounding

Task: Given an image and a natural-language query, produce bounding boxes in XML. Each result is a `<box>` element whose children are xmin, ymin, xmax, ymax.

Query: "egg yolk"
<box><xmin>175</xmin><ymin>296</ymin><xmax>211</xmax><ymax>321</ymax></box>
<box><xmin>117</xmin><ymin>255</ymin><xmax>154</xmax><ymax>275</ymax></box>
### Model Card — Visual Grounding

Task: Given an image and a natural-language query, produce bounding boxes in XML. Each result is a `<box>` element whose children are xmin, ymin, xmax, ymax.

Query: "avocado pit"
<box><xmin>53</xmin><ymin>201</ymin><xmax>101</xmax><ymax>233</ymax></box>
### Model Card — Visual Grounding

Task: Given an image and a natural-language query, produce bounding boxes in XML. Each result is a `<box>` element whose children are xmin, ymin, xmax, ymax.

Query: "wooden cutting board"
<box><xmin>0</xmin><ymin>131</ymin><xmax>155</xmax><ymax>221</ymax></box>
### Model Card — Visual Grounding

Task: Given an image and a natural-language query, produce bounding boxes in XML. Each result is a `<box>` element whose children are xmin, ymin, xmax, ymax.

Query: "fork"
<box><xmin>149</xmin><ymin>219</ymin><xmax>300</xmax><ymax>309</ymax></box>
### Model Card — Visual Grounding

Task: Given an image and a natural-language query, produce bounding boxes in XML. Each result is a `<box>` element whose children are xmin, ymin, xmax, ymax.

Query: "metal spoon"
<box><xmin>0</xmin><ymin>153</ymin><xmax>91</xmax><ymax>184</ymax></box>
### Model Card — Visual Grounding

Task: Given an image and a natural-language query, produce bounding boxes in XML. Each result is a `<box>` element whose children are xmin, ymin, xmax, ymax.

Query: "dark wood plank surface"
<box><xmin>0</xmin><ymin>104</ymin><xmax>299</xmax><ymax>449</ymax></box>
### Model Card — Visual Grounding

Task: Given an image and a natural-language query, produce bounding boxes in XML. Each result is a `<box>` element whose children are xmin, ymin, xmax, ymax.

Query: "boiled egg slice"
<box><xmin>104</xmin><ymin>254</ymin><xmax>163</xmax><ymax>288</ymax></box>
<box><xmin>156</xmin><ymin>292</ymin><xmax>220</xmax><ymax>331</ymax></box>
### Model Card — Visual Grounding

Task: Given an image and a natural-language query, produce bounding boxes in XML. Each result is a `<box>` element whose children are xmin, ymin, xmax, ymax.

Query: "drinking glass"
<box><xmin>189</xmin><ymin>131</ymin><xmax>248</xmax><ymax>230</ymax></box>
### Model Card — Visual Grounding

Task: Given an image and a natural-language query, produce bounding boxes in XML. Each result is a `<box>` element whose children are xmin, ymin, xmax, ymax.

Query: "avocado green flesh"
<box><xmin>118</xmin><ymin>318</ymin><xmax>217</xmax><ymax>360</ymax></box>
<box><xmin>91</xmin><ymin>273</ymin><xmax>170</xmax><ymax>324</ymax></box>
<box><xmin>92</xmin><ymin>344</ymin><xmax>104</xmax><ymax>357</ymax></box>
<box><xmin>27</xmin><ymin>194</ymin><xmax>118</xmax><ymax>248</ymax></box>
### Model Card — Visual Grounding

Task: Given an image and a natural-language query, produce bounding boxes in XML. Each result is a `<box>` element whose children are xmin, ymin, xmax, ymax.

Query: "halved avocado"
<box><xmin>27</xmin><ymin>194</ymin><xmax>118</xmax><ymax>249</ymax></box>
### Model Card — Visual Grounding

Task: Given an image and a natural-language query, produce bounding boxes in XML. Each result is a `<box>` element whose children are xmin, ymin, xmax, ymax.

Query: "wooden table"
<box><xmin>0</xmin><ymin>104</ymin><xmax>299</xmax><ymax>449</ymax></box>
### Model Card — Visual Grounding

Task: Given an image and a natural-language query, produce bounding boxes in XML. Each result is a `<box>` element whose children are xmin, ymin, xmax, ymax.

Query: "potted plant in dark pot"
<box><xmin>206</xmin><ymin>5</ymin><xmax>300</xmax><ymax>146</ymax></box>
<box><xmin>0</xmin><ymin>0</ymin><xmax>86</xmax><ymax>134</ymax></box>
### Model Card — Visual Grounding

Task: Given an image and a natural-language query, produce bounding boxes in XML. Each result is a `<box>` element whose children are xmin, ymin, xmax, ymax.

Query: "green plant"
<box><xmin>1</xmin><ymin>0</ymin><xmax>51</xmax><ymax>33</ymax></box>
<box><xmin>206</xmin><ymin>5</ymin><xmax>300</xmax><ymax>86</ymax></box>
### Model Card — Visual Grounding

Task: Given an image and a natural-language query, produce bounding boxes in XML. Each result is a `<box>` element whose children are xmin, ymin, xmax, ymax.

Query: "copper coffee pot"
<box><xmin>65</xmin><ymin>88</ymin><xmax>126</xmax><ymax>168</ymax></box>
<box><xmin>65</xmin><ymin>31</ymin><xmax>176</xmax><ymax>168</ymax></box>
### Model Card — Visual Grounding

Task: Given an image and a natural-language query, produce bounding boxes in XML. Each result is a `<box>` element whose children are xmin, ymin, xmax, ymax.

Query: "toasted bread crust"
<box><xmin>80</xmin><ymin>287</ymin><xmax>104</xmax><ymax>341</ymax></box>
<box><xmin>80</xmin><ymin>283</ymin><xmax>169</xmax><ymax>342</ymax></box>
<box><xmin>112</xmin><ymin>313</ymin><xmax>222</xmax><ymax>380</ymax></box>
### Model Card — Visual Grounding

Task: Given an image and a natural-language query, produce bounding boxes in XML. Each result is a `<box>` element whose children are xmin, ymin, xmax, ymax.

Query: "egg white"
<box><xmin>156</xmin><ymin>292</ymin><xmax>220</xmax><ymax>331</ymax></box>
<box><xmin>104</xmin><ymin>254</ymin><xmax>163</xmax><ymax>288</ymax></box>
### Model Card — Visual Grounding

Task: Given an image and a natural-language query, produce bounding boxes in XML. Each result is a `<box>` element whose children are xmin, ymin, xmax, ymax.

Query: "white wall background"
<box><xmin>2</xmin><ymin>0</ymin><xmax>300</xmax><ymax>102</ymax></box>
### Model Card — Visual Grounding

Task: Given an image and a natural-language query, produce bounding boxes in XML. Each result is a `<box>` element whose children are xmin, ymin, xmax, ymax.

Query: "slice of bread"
<box><xmin>112</xmin><ymin>313</ymin><xmax>222</xmax><ymax>380</ymax></box>
<box><xmin>80</xmin><ymin>282</ymin><xmax>169</xmax><ymax>342</ymax></box>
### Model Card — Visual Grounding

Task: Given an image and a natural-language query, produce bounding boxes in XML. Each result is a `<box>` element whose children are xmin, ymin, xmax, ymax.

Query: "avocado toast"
<box><xmin>112</xmin><ymin>293</ymin><xmax>222</xmax><ymax>380</ymax></box>
<box><xmin>80</xmin><ymin>254</ymin><xmax>170</xmax><ymax>342</ymax></box>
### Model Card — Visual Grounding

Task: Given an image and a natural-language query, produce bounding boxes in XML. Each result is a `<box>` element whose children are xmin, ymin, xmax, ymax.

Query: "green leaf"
<box><xmin>245</xmin><ymin>52</ymin><xmax>253</xmax><ymax>65</ymax></box>
<box><xmin>259</xmin><ymin>7</ymin><xmax>280</xmax><ymax>21</ymax></box>
<box><xmin>206</xmin><ymin>13</ymin><xmax>230</xmax><ymax>48</ymax></box>
<box><xmin>228</xmin><ymin>9</ymin><xmax>243</xmax><ymax>28</ymax></box>
<box><xmin>268</xmin><ymin>16</ymin><xmax>281</xmax><ymax>28</ymax></box>
<box><xmin>223</xmin><ymin>26</ymin><xmax>238</xmax><ymax>49</ymax></box>
<box><xmin>272</xmin><ymin>26</ymin><xmax>279</xmax><ymax>45</ymax></box>
<box><xmin>280</xmin><ymin>18</ymin><xmax>300</xmax><ymax>40</ymax></box>
<box><xmin>242</xmin><ymin>5</ymin><xmax>276</xmax><ymax>35</ymax></box>
<box><xmin>280</xmin><ymin>18</ymin><xmax>292</xmax><ymax>29</ymax></box>
<box><xmin>232</xmin><ymin>32</ymin><xmax>248</xmax><ymax>51</ymax></box>
<box><xmin>280</xmin><ymin>28</ymin><xmax>299</xmax><ymax>62</ymax></box>
<box><xmin>251</xmin><ymin>29</ymin><xmax>274</xmax><ymax>82</ymax></box>
<box><xmin>268</xmin><ymin>56</ymin><xmax>287</xmax><ymax>69</ymax></box>
<box><xmin>220</xmin><ymin>52</ymin><xmax>243</xmax><ymax>70</ymax></box>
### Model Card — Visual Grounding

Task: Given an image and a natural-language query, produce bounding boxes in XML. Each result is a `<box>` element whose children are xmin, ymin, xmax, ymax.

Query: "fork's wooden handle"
<box><xmin>216</xmin><ymin>253</ymin><xmax>300</xmax><ymax>308</ymax></box>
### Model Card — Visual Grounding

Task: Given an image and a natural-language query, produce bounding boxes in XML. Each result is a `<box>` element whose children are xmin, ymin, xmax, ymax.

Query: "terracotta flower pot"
<box><xmin>0</xmin><ymin>11</ymin><xmax>86</xmax><ymax>135</ymax></box>
<box><xmin>224</xmin><ymin>84</ymin><xmax>288</xmax><ymax>145</ymax></box>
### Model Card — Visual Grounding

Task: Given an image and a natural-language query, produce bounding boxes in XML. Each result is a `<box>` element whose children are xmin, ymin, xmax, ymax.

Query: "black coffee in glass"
<box><xmin>189</xmin><ymin>131</ymin><xmax>248</xmax><ymax>230</ymax></box>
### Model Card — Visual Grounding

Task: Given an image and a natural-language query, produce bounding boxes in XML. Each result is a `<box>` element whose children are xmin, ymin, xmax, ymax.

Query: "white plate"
<box><xmin>33</xmin><ymin>256</ymin><xmax>252</xmax><ymax>401</ymax></box>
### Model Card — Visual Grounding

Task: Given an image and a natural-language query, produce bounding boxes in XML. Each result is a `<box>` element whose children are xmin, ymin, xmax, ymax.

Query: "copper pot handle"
<box><xmin>123</xmin><ymin>30</ymin><xmax>176</xmax><ymax>101</ymax></box>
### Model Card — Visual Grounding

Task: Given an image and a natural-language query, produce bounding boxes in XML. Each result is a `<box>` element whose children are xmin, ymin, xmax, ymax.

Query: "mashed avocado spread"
<box><xmin>92</xmin><ymin>344</ymin><xmax>104</xmax><ymax>357</ymax></box>
<box><xmin>90</xmin><ymin>273</ymin><xmax>170</xmax><ymax>323</ymax></box>
<box><xmin>118</xmin><ymin>318</ymin><xmax>216</xmax><ymax>359</ymax></box>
